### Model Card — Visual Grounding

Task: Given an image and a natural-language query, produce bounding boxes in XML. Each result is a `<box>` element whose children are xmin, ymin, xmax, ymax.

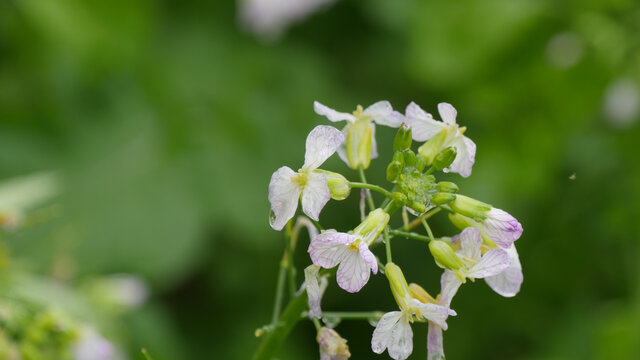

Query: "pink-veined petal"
<box><xmin>364</xmin><ymin>101</ymin><xmax>403</xmax><ymax>128</ymax></box>
<box><xmin>437</xmin><ymin>102</ymin><xmax>457</xmax><ymax>125</ymax></box>
<box><xmin>372</xmin><ymin>311</ymin><xmax>403</xmax><ymax>355</ymax></box>
<box><xmin>482</xmin><ymin>208</ymin><xmax>523</xmax><ymax>248</ymax></box>
<box><xmin>404</xmin><ymin>102</ymin><xmax>445</xmax><ymax>142</ymax></box>
<box><xmin>304</xmin><ymin>265</ymin><xmax>325</xmax><ymax>318</ymax></box>
<box><xmin>409</xmin><ymin>299</ymin><xmax>456</xmax><ymax>330</ymax></box>
<box><xmin>358</xmin><ymin>241</ymin><xmax>378</xmax><ymax>274</ymax></box>
<box><xmin>337</xmin><ymin>248</ymin><xmax>371</xmax><ymax>293</ymax></box>
<box><xmin>427</xmin><ymin>321</ymin><xmax>445</xmax><ymax>360</ymax></box>
<box><xmin>268</xmin><ymin>166</ymin><xmax>302</xmax><ymax>231</ymax></box>
<box><xmin>439</xmin><ymin>270</ymin><xmax>462</xmax><ymax>307</ymax></box>
<box><xmin>302</xmin><ymin>125</ymin><xmax>344</xmax><ymax>170</ymax></box>
<box><xmin>314</xmin><ymin>101</ymin><xmax>356</xmax><ymax>123</ymax></box>
<box><xmin>335</xmin><ymin>125</ymin><xmax>350</xmax><ymax>167</ymax></box>
<box><xmin>445</xmin><ymin>134</ymin><xmax>476</xmax><ymax>178</ymax></box>
<box><xmin>466</xmin><ymin>249</ymin><xmax>510</xmax><ymax>279</ymax></box>
<box><xmin>485</xmin><ymin>244</ymin><xmax>523</xmax><ymax>297</ymax></box>
<box><xmin>301</xmin><ymin>171</ymin><xmax>330</xmax><ymax>221</ymax></box>
<box><xmin>370</xmin><ymin>122</ymin><xmax>379</xmax><ymax>159</ymax></box>
<box><xmin>455</xmin><ymin>227</ymin><xmax>482</xmax><ymax>261</ymax></box>
<box><xmin>308</xmin><ymin>230</ymin><xmax>355</xmax><ymax>269</ymax></box>
<box><xmin>388</xmin><ymin>313</ymin><xmax>413</xmax><ymax>360</ymax></box>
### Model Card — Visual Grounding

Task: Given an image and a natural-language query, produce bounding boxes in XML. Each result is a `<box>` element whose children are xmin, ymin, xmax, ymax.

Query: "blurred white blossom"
<box><xmin>239</xmin><ymin>0</ymin><xmax>337</xmax><ymax>38</ymax></box>
<box><xmin>604</xmin><ymin>77</ymin><xmax>639</xmax><ymax>129</ymax></box>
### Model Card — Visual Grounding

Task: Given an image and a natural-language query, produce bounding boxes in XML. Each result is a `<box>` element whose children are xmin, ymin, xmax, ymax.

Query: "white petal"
<box><xmin>364</xmin><ymin>101</ymin><xmax>403</xmax><ymax>127</ymax></box>
<box><xmin>314</xmin><ymin>101</ymin><xmax>356</xmax><ymax>123</ymax></box>
<box><xmin>358</xmin><ymin>241</ymin><xmax>378</xmax><ymax>274</ymax></box>
<box><xmin>337</xmin><ymin>248</ymin><xmax>371</xmax><ymax>293</ymax></box>
<box><xmin>427</xmin><ymin>321</ymin><xmax>445</xmax><ymax>360</ymax></box>
<box><xmin>482</xmin><ymin>208</ymin><xmax>523</xmax><ymax>248</ymax></box>
<box><xmin>268</xmin><ymin>166</ymin><xmax>302</xmax><ymax>231</ymax></box>
<box><xmin>445</xmin><ymin>134</ymin><xmax>476</xmax><ymax>178</ymax></box>
<box><xmin>372</xmin><ymin>311</ymin><xmax>403</xmax><ymax>355</ymax></box>
<box><xmin>308</xmin><ymin>230</ymin><xmax>355</xmax><ymax>269</ymax></box>
<box><xmin>336</xmin><ymin>125</ymin><xmax>350</xmax><ymax>167</ymax></box>
<box><xmin>388</xmin><ymin>314</ymin><xmax>413</xmax><ymax>360</ymax></box>
<box><xmin>437</xmin><ymin>102</ymin><xmax>458</xmax><ymax>125</ymax></box>
<box><xmin>467</xmin><ymin>249</ymin><xmax>510</xmax><ymax>279</ymax></box>
<box><xmin>439</xmin><ymin>270</ymin><xmax>462</xmax><ymax>307</ymax></box>
<box><xmin>485</xmin><ymin>244</ymin><xmax>523</xmax><ymax>297</ymax></box>
<box><xmin>304</xmin><ymin>265</ymin><xmax>325</xmax><ymax>318</ymax></box>
<box><xmin>301</xmin><ymin>171</ymin><xmax>330</xmax><ymax>221</ymax></box>
<box><xmin>302</xmin><ymin>125</ymin><xmax>345</xmax><ymax>170</ymax></box>
<box><xmin>370</xmin><ymin>123</ymin><xmax>379</xmax><ymax>159</ymax></box>
<box><xmin>455</xmin><ymin>228</ymin><xmax>482</xmax><ymax>261</ymax></box>
<box><xmin>404</xmin><ymin>102</ymin><xmax>445</xmax><ymax>142</ymax></box>
<box><xmin>409</xmin><ymin>299</ymin><xmax>456</xmax><ymax>330</ymax></box>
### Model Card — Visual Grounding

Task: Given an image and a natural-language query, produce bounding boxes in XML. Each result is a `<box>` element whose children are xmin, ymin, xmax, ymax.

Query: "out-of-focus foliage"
<box><xmin>0</xmin><ymin>0</ymin><xmax>638</xmax><ymax>359</ymax></box>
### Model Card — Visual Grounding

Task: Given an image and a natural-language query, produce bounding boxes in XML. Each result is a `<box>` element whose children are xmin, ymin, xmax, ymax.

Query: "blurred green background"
<box><xmin>0</xmin><ymin>0</ymin><xmax>639</xmax><ymax>359</ymax></box>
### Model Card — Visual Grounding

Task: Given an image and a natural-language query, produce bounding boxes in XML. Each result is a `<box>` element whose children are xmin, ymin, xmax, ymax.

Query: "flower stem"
<box><xmin>349</xmin><ymin>182</ymin><xmax>393</xmax><ymax>199</ymax></box>
<box><xmin>357</xmin><ymin>167</ymin><xmax>376</xmax><ymax>212</ymax></box>
<box><xmin>285</xmin><ymin>221</ymin><xmax>296</xmax><ymax>298</ymax></box>
<box><xmin>271</xmin><ymin>264</ymin><xmax>287</xmax><ymax>324</ymax></box>
<box><xmin>252</xmin><ymin>293</ymin><xmax>308</xmax><ymax>360</ymax></box>
<box><xmin>312</xmin><ymin>317</ymin><xmax>322</xmax><ymax>331</ymax></box>
<box><xmin>384</xmin><ymin>227</ymin><xmax>392</xmax><ymax>263</ymax></box>
<box><xmin>405</xmin><ymin>207</ymin><xmax>441</xmax><ymax>231</ymax></box>
<box><xmin>421</xmin><ymin>217</ymin><xmax>436</xmax><ymax>242</ymax></box>
<box><xmin>388</xmin><ymin>230</ymin><xmax>432</xmax><ymax>243</ymax></box>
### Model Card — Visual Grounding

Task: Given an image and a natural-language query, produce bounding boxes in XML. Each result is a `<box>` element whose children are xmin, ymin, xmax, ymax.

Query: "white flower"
<box><xmin>447</xmin><ymin>227</ymin><xmax>511</xmax><ymax>285</ymax></box>
<box><xmin>448</xmin><ymin>204</ymin><xmax>523</xmax><ymax>249</ymax></box>
<box><xmin>303</xmin><ymin>264</ymin><xmax>328</xmax><ymax>318</ymax></box>
<box><xmin>314</xmin><ymin>101</ymin><xmax>403</xmax><ymax>169</ymax></box>
<box><xmin>317</xmin><ymin>327</ymin><xmax>351</xmax><ymax>360</ymax></box>
<box><xmin>73</xmin><ymin>328</ymin><xmax>124</xmax><ymax>360</ymax></box>
<box><xmin>485</xmin><ymin>243</ymin><xmax>523</xmax><ymax>297</ymax></box>
<box><xmin>405</xmin><ymin>102</ymin><xmax>476</xmax><ymax>177</ymax></box>
<box><xmin>268</xmin><ymin>125</ymin><xmax>344</xmax><ymax>230</ymax></box>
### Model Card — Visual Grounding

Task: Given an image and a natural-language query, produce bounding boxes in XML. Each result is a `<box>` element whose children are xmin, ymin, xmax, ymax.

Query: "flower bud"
<box><xmin>436</xmin><ymin>181</ymin><xmax>459</xmax><ymax>193</ymax></box>
<box><xmin>417</xmin><ymin>128</ymin><xmax>447</xmax><ymax>165</ymax></box>
<box><xmin>317</xmin><ymin>327</ymin><xmax>351</xmax><ymax>360</ymax></box>
<box><xmin>433</xmin><ymin>147</ymin><xmax>457</xmax><ymax>171</ymax></box>
<box><xmin>393</xmin><ymin>124</ymin><xmax>413</xmax><ymax>152</ymax></box>
<box><xmin>429</xmin><ymin>240</ymin><xmax>464</xmax><ymax>271</ymax></box>
<box><xmin>448</xmin><ymin>212</ymin><xmax>475</xmax><ymax>230</ymax></box>
<box><xmin>385</xmin><ymin>262</ymin><xmax>411</xmax><ymax>309</ymax></box>
<box><xmin>408</xmin><ymin>283</ymin><xmax>437</xmax><ymax>304</ymax></box>
<box><xmin>321</xmin><ymin>171</ymin><xmax>351</xmax><ymax>200</ymax></box>
<box><xmin>449</xmin><ymin>195</ymin><xmax>491</xmax><ymax>220</ymax></box>
<box><xmin>353</xmin><ymin>209</ymin><xmax>390</xmax><ymax>245</ymax></box>
<box><xmin>346</xmin><ymin>119</ymin><xmax>373</xmax><ymax>169</ymax></box>
<box><xmin>416</xmin><ymin>155</ymin><xmax>428</xmax><ymax>172</ymax></box>
<box><xmin>407</xmin><ymin>201</ymin><xmax>426</xmax><ymax>214</ymax></box>
<box><xmin>392</xmin><ymin>151</ymin><xmax>405</xmax><ymax>167</ymax></box>
<box><xmin>386</xmin><ymin>161</ymin><xmax>403</xmax><ymax>182</ymax></box>
<box><xmin>431</xmin><ymin>193</ymin><xmax>456</xmax><ymax>206</ymax></box>
<box><xmin>403</xmin><ymin>149</ymin><xmax>416</xmax><ymax>167</ymax></box>
<box><xmin>392</xmin><ymin>192</ymin><xmax>407</xmax><ymax>206</ymax></box>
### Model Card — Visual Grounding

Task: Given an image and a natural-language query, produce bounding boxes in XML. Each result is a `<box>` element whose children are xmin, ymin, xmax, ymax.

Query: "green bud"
<box><xmin>320</xmin><ymin>171</ymin><xmax>351</xmax><ymax>200</ymax></box>
<box><xmin>431</xmin><ymin>192</ymin><xmax>456</xmax><ymax>205</ymax></box>
<box><xmin>393</xmin><ymin>124</ymin><xmax>413</xmax><ymax>152</ymax></box>
<box><xmin>392</xmin><ymin>151</ymin><xmax>405</xmax><ymax>167</ymax></box>
<box><xmin>385</xmin><ymin>262</ymin><xmax>411</xmax><ymax>309</ymax></box>
<box><xmin>448</xmin><ymin>212</ymin><xmax>476</xmax><ymax>230</ymax></box>
<box><xmin>416</xmin><ymin>155</ymin><xmax>428</xmax><ymax>172</ymax></box>
<box><xmin>353</xmin><ymin>208</ymin><xmax>390</xmax><ymax>245</ymax></box>
<box><xmin>429</xmin><ymin>240</ymin><xmax>464</xmax><ymax>270</ymax></box>
<box><xmin>392</xmin><ymin>192</ymin><xmax>407</xmax><ymax>206</ymax></box>
<box><xmin>450</xmin><ymin>195</ymin><xmax>491</xmax><ymax>220</ymax></box>
<box><xmin>403</xmin><ymin>149</ymin><xmax>416</xmax><ymax>167</ymax></box>
<box><xmin>417</xmin><ymin>128</ymin><xmax>447</xmax><ymax>165</ymax></box>
<box><xmin>408</xmin><ymin>283</ymin><xmax>437</xmax><ymax>304</ymax></box>
<box><xmin>346</xmin><ymin>118</ymin><xmax>373</xmax><ymax>169</ymax></box>
<box><xmin>436</xmin><ymin>181</ymin><xmax>459</xmax><ymax>193</ymax></box>
<box><xmin>386</xmin><ymin>161</ymin><xmax>403</xmax><ymax>182</ymax></box>
<box><xmin>433</xmin><ymin>147</ymin><xmax>457</xmax><ymax>171</ymax></box>
<box><xmin>407</xmin><ymin>200</ymin><xmax>426</xmax><ymax>214</ymax></box>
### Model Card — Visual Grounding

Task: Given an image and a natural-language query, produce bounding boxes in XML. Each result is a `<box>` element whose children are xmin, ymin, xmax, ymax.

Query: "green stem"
<box><xmin>271</xmin><ymin>264</ymin><xmax>287</xmax><ymax>324</ymax></box>
<box><xmin>349</xmin><ymin>182</ymin><xmax>393</xmax><ymax>199</ymax></box>
<box><xmin>388</xmin><ymin>230</ymin><xmax>432</xmax><ymax>243</ymax></box>
<box><xmin>252</xmin><ymin>293</ymin><xmax>308</xmax><ymax>360</ymax></box>
<box><xmin>421</xmin><ymin>217</ymin><xmax>436</xmax><ymax>242</ymax></box>
<box><xmin>384</xmin><ymin>227</ymin><xmax>392</xmax><ymax>263</ymax></box>
<box><xmin>358</xmin><ymin>167</ymin><xmax>376</xmax><ymax>212</ymax></box>
<box><xmin>285</xmin><ymin>222</ymin><xmax>296</xmax><ymax>298</ymax></box>
<box><xmin>312</xmin><ymin>317</ymin><xmax>322</xmax><ymax>331</ymax></box>
<box><xmin>321</xmin><ymin>311</ymin><xmax>384</xmax><ymax>320</ymax></box>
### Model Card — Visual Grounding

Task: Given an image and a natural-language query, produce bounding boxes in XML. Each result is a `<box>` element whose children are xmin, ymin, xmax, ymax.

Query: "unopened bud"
<box><xmin>321</xmin><ymin>171</ymin><xmax>351</xmax><ymax>200</ymax></box>
<box><xmin>416</xmin><ymin>155</ymin><xmax>428</xmax><ymax>172</ymax></box>
<box><xmin>431</xmin><ymin>193</ymin><xmax>456</xmax><ymax>206</ymax></box>
<box><xmin>317</xmin><ymin>327</ymin><xmax>351</xmax><ymax>360</ymax></box>
<box><xmin>448</xmin><ymin>212</ymin><xmax>475</xmax><ymax>230</ymax></box>
<box><xmin>433</xmin><ymin>147</ymin><xmax>457</xmax><ymax>171</ymax></box>
<box><xmin>403</xmin><ymin>149</ymin><xmax>416</xmax><ymax>167</ymax></box>
<box><xmin>450</xmin><ymin>195</ymin><xmax>491</xmax><ymax>220</ymax></box>
<box><xmin>386</xmin><ymin>161</ymin><xmax>403</xmax><ymax>182</ymax></box>
<box><xmin>407</xmin><ymin>201</ymin><xmax>426</xmax><ymax>214</ymax></box>
<box><xmin>417</xmin><ymin>128</ymin><xmax>447</xmax><ymax>164</ymax></box>
<box><xmin>346</xmin><ymin>119</ymin><xmax>373</xmax><ymax>169</ymax></box>
<box><xmin>392</xmin><ymin>192</ymin><xmax>407</xmax><ymax>206</ymax></box>
<box><xmin>429</xmin><ymin>240</ymin><xmax>464</xmax><ymax>271</ymax></box>
<box><xmin>393</xmin><ymin>124</ymin><xmax>413</xmax><ymax>152</ymax></box>
<box><xmin>385</xmin><ymin>262</ymin><xmax>410</xmax><ymax>309</ymax></box>
<box><xmin>436</xmin><ymin>181</ymin><xmax>458</xmax><ymax>193</ymax></box>
<box><xmin>408</xmin><ymin>283</ymin><xmax>437</xmax><ymax>304</ymax></box>
<box><xmin>353</xmin><ymin>209</ymin><xmax>390</xmax><ymax>245</ymax></box>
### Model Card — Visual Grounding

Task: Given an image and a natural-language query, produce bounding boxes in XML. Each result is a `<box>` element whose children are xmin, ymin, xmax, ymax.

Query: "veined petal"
<box><xmin>387</xmin><ymin>313</ymin><xmax>413</xmax><ymax>360</ymax></box>
<box><xmin>437</xmin><ymin>102</ymin><xmax>457</xmax><ymax>125</ymax></box>
<box><xmin>466</xmin><ymin>249</ymin><xmax>510</xmax><ymax>279</ymax></box>
<box><xmin>427</xmin><ymin>321</ymin><xmax>445</xmax><ymax>360</ymax></box>
<box><xmin>445</xmin><ymin>134</ymin><xmax>476</xmax><ymax>178</ymax></box>
<box><xmin>358</xmin><ymin>241</ymin><xmax>378</xmax><ymax>274</ymax></box>
<box><xmin>404</xmin><ymin>102</ymin><xmax>446</xmax><ymax>142</ymax></box>
<box><xmin>304</xmin><ymin>265</ymin><xmax>326</xmax><ymax>319</ymax></box>
<box><xmin>454</xmin><ymin>227</ymin><xmax>482</xmax><ymax>261</ymax></box>
<box><xmin>372</xmin><ymin>311</ymin><xmax>403</xmax><ymax>355</ymax></box>
<box><xmin>314</xmin><ymin>101</ymin><xmax>356</xmax><ymax>123</ymax></box>
<box><xmin>337</xmin><ymin>248</ymin><xmax>371</xmax><ymax>293</ymax></box>
<box><xmin>268</xmin><ymin>166</ymin><xmax>302</xmax><ymax>231</ymax></box>
<box><xmin>439</xmin><ymin>270</ymin><xmax>462</xmax><ymax>307</ymax></box>
<box><xmin>409</xmin><ymin>299</ymin><xmax>456</xmax><ymax>330</ymax></box>
<box><xmin>301</xmin><ymin>171</ymin><xmax>330</xmax><ymax>221</ymax></box>
<box><xmin>302</xmin><ymin>125</ymin><xmax>345</xmax><ymax>170</ymax></box>
<box><xmin>370</xmin><ymin>122</ymin><xmax>379</xmax><ymax>159</ymax></box>
<box><xmin>364</xmin><ymin>101</ymin><xmax>403</xmax><ymax>128</ymax></box>
<box><xmin>336</xmin><ymin>125</ymin><xmax>350</xmax><ymax>167</ymax></box>
<box><xmin>308</xmin><ymin>230</ymin><xmax>356</xmax><ymax>269</ymax></box>
<box><xmin>482</xmin><ymin>208</ymin><xmax>523</xmax><ymax>248</ymax></box>
<box><xmin>485</xmin><ymin>244</ymin><xmax>523</xmax><ymax>297</ymax></box>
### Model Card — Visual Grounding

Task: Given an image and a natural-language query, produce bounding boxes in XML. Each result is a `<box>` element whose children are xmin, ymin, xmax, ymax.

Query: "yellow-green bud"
<box><xmin>346</xmin><ymin>119</ymin><xmax>372</xmax><ymax>169</ymax></box>
<box><xmin>436</xmin><ymin>181</ymin><xmax>459</xmax><ymax>193</ymax></box>
<box><xmin>450</xmin><ymin>195</ymin><xmax>491</xmax><ymax>220</ymax></box>
<box><xmin>393</xmin><ymin>124</ymin><xmax>413</xmax><ymax>152</ymax></box>
<box><xmin>429</xmin><ymin>240</ymin><xmax>464</xmax><ymax>271</ymax></box>
<box><xmin>385</xmin><ymin>262</ymin><xmax>411</xmax><ymax>309</ymax></box>
<box><xmin>353</xmin><ymin>208</ymin><xmax>390</xmax><ymax>245</ymax></box>
<box><xmin>407</xmin><ymin>201</ymin><xmax>426</xmax><ymax>214</ymax></box>
<box><xmin>403</xmin><ymin>149</ymin><xmax>416</xmax><ymax>167</ymax></box>
<box><xmin>417</xmin><ymin>128</ymin><xmax>447</xmax><ymax>165</ymax></box>
<box><xmin>408</xmin><ymin>283</ymin><xmax>437</xmax><ymax>304</ymax></box>
<box><xmin>431</xmin><ymin>193</ymin><xmax>456</xmax><ymax>206</ymax></box>
<box><xmin>416</xmin><ymin>155</ymin><xmax>428</xmax><ymax>172</ymax></box>
<box><xmin>433</xmin><ymin>147</ymin><xmax>457</xmax><ymax>171</ymax></box>
<box><xmin>448</xmin><ymin>212</ymin><xmax>475</xmax><ymax>230</ymax></box>
<box><xmin>321</xmin><ymin>171</ymin><xmax>351</xmax><ymax>200</ymax></box>
<box><xmin>392</xmin><ymin>151</ymin><xmax>405</xmax><ymax>167</ymax></box>
<box><xmin>392</xmin><ymin>192</ymin><xmax>407</xmax><ymax>206</ymax></box>
<box><xmin>386</xmin><ymin>161</ymin><xmax>403</xmax><ymax>182</ymax></box>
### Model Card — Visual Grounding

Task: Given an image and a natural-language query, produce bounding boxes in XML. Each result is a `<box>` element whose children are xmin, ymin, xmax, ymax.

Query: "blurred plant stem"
<box><xmin>252</xmin><ymin>293</ymin><xmax>307</xmax><ymax>360</ymax></box>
